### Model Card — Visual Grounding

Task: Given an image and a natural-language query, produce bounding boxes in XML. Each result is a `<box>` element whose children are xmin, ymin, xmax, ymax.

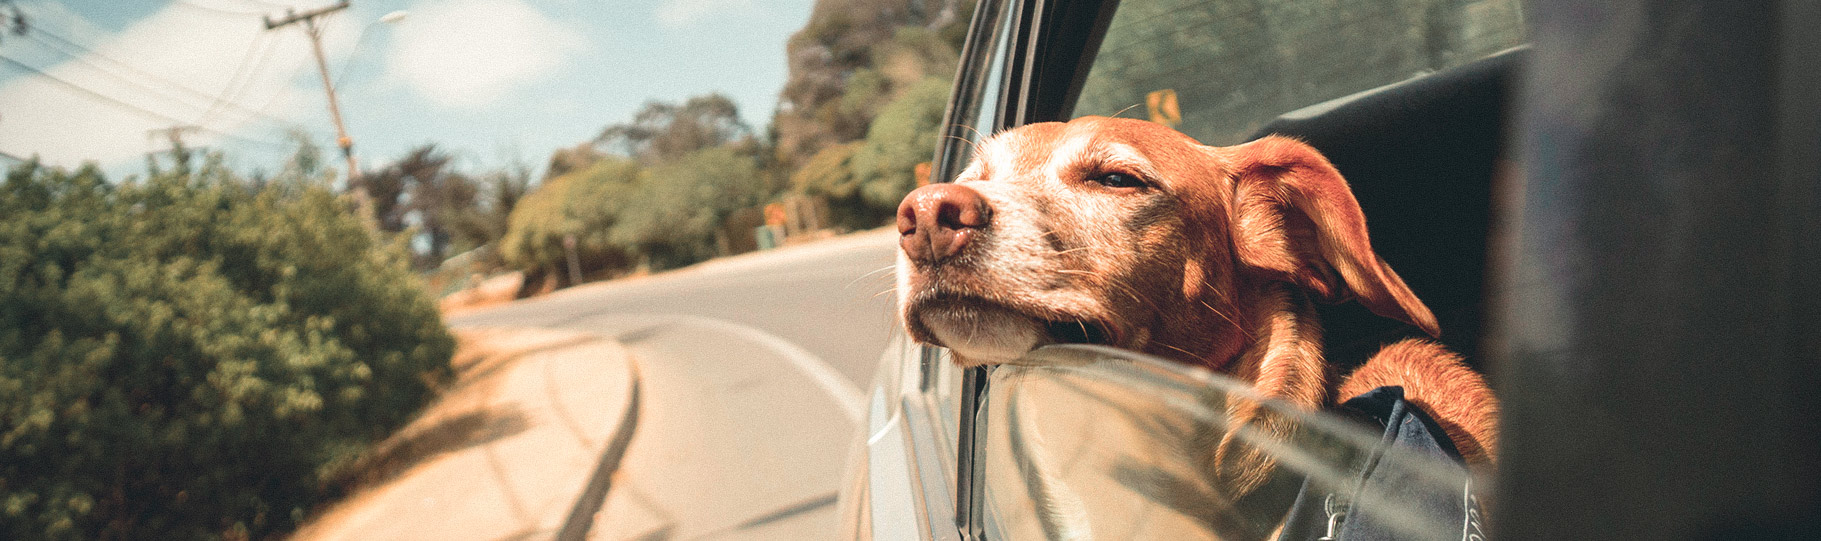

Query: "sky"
<box><xmin>0</xmin><ymin>0</ymin><xmax>817</xmax><ymax>180</ymax></box>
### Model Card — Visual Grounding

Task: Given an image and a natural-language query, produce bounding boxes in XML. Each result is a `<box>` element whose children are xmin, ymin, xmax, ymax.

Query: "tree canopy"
<box><xmin>0</xmin><ymin>156</ymin><xmax>454</xmax><ymax>540</ymax></box>
<box><xmin>597</xmin><ymin>94</ymin><xmax>756</xmax><ymax>165</ymax></box>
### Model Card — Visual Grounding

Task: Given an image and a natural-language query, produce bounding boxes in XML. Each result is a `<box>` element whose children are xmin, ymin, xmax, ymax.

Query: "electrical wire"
<box><xmin>331</xmin><ymin>17</ymin><xmax>389</xmax><ymax>92</ymax></box>
<box><xmin>0</xmin><ymin>54</ymin><xmax>290</xmax><ymax>148</ymax></box>
<box><xmin>18</xmin><ymin>16</ymin><xmax>334</xmax><ymax>143</ymax></box>
<box><xmin>196</xmin><ymin>31</ymin><xmax>282</xmax><ymax>126</ymax></box>
<box><xmin>232</xmin><ymin>0</ymin><xmax>295</xmax><ymax>10</ymax></box>
<box><xmin>22</xmin><ymin>26</ymin><xmax>295</xmax><ymax>126</ymax></box>
<box><xmin>171</xmin><ymin>1</ymin><xmax>265</xmax><ymax>17</ymax></box>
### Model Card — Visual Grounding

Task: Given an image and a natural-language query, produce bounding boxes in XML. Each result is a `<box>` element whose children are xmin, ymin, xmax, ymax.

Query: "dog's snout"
<box><xmin>898</xmin><ymin>183</ymin><xmax>992</xmax><ymax>263</ymax></box>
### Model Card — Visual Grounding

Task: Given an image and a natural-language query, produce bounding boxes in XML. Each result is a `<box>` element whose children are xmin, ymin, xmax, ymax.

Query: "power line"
<box><xmin>19</xmin><ymin>32</ymin><xmax>287</xmax><ymax>129</ymax></box>
<box><xmin>331</xmin><ymin>18</ymin><xmax>382</xmax><ymax>92</ymax></box>
<box><xmin>264</xmin><ymin>0</ymin><xmax>379</xmax><ymax>229</ymax></box>
<box><xmin>197</xmin><ymin>31</ymin><xmax>282</xmax><ymax>125</ymax></box>
<box><xmin>21</xmin><ymin>25</ymin><xmax>296</xmax><ymax>126</ymax></box>
<box><xmin>172</xmin><ymin>1</ymin><xmax>265</xmax><ymax>17</ymax></box>
<box><xmin>233</xmin><ymin>0</ymin><xmax>295</xmax><ymax>10</ymax></box>
<box><xmin>0</xmin><ymin>54</ymin><xmax>290</xmax><ymax>149</ymax></box>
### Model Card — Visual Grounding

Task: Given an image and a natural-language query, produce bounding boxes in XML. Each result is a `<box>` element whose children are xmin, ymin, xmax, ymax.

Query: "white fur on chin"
<box><xmin>919</xmin><ymin>304</ymin><xmax>1045</xmax><ymax>364</ymax></box>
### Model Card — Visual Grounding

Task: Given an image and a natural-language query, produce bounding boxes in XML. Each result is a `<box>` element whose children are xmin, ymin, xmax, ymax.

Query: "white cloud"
<box><xmin>385</xmin><ymin>0</ymin><xmax>585</xmax><ymax>109</ymax></box>
<box><xmin>0</xmin><ymin>1</ymin><xmax>342</xmax><ymax>172</ymax></box>
<box><xmin>656</xmin><ymin>0</ymin><xmax>758</xmax><ymax>28</ymax></box>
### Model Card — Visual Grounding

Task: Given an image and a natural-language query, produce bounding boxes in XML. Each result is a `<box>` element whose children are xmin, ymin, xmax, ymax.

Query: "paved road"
<box><xmin>295</xmin><ymin>329</ymin><xmax>637</xmax><ymax>541</ymax></box>
<box><xmin>449</xmin><ymin>228</ymin><xmax>901</xmax><ymax>388</ymax></box>
<box><xmin>446</xmin><ymin>228</ymin><xmax>902</xmax><ymax>538</ymax></box>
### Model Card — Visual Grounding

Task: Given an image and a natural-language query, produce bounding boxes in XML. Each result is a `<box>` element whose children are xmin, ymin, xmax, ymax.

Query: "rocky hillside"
<box><xmin>771</xmin><ymin>0</ymin><xmax>972</xmax><ymax>170</ymax></box>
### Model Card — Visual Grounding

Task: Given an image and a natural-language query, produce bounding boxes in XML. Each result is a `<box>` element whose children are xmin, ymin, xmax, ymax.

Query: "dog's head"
<box><xmin>897</xmin><ymin>116</ymin><xmax>1436</xmax><ymax>368</ymax></box>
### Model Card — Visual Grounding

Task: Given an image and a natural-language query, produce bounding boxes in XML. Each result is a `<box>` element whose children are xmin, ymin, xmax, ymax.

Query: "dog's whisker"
<box><xmin>941</xmin><ymin>133</ymin><xmax>984</xmax><ymax>156</ymax></box>
<box><xmin>1077</xmin><ymin>270</ymin><xmax>1168</xmax><ymax>311</ymax></box>
<box><xmin>942</xmin><ymin>127</ymin><xmax>991</xmax><ymax>160</ymax></box>
<box><xmin>1153</xmin><ymin>340</ymin><xmax>1201</xmax><ymax>360</ymax></box>
<box><xmin>1111</xmin><ymin>102</ymin><xmax>1144</xmax><ymax>119</ymax></box>
<box><xmin>848</xmin><ymin>264</ymin><xmax>898</xmax><ymax>288</ymax></box>
<box><xmin>1200</xmin><ymin>297</ymin><xmax>1253</xmax><ymax>339</ymax></box>
<box><xmin>953</xmin><ymin>122</ymin><xmax>987</xmax><ymax>141</ymax></box>
<box><xmin>954</xmin><ymin>125</ymin><xmax>989</xmax><ymax>155</ymax></box>
<box><xmin>1052</xmin><ymin>268</ymin><xmax>1173</xmax><ymax>323</ymax></box>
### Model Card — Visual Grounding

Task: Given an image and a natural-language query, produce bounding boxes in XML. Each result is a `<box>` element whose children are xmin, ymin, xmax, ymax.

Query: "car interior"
<box><xmin>1257</xmin><ymin>47</ymin><xmax>1523</xmax><ymax>375</ymax></box>
<box><xmin>848</xmin><ymin>0</ymin><xmax>1821</xmax><ymax>538</ymax></box>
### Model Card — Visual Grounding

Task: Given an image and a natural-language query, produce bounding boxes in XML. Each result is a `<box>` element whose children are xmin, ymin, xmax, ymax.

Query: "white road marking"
<box><xmin>649</xmin><ymin>314</ymin><xmax>866</xmax><ymax>423</ymax></box>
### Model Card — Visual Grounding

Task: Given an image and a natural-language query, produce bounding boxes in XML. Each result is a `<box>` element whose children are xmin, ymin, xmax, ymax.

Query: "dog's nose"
<box><xmin>898</xmin><ymin>183</ymin><xmax>992</xmax><ymax>263</ymax></box>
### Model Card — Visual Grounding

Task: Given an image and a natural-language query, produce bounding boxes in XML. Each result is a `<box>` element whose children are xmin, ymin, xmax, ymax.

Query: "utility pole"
<box><xmin>147</xmin><ymin>125</ymin><xmax>200</xmax><ymax>170</ymax></box>
<box><xmin>264</xmin><ymin>1</ymin><xmax>376</xmax><ymax>227</ymax></box>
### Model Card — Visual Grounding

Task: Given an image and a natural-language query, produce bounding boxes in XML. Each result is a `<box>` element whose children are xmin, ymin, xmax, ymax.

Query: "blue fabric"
<box><xmin>1275</xmin><ymin>386</ymin><xmax>1489</xmax><ymax>541</ymax></box>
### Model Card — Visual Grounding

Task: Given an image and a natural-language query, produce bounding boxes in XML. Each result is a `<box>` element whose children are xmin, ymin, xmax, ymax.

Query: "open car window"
<box><xmin>1071</xmin><ymin>0</ymin><xmax>1526</xmax><ymax>146</ymax></box>
<box><xmin>957</xmin><ymin>0</ymin><xmax>1527</xmax><ymax>537</ymax></box>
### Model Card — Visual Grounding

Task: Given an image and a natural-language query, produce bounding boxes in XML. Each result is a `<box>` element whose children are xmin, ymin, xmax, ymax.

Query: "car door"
<box><xmin>839</xmin><ymin>0</ymin><xmax>1528</xmax><ymax>538</ymax></box>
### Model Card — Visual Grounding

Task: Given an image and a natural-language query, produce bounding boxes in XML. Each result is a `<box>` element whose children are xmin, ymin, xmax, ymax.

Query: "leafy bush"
<box><xmin>795</xmin><ymin>76</ymin><xmax>950</xmax><ymax>229</ymax></box>
<box><xmin>614</xmin><ymin>146</ymin><xmax>772</xmax><ymax>268</ymax></box>
<box><xmin>507</xmin><ymin>93</ymin><xmax>782</xmax><ymax>283</ymax></box>
<box><xmin>499</xmin><ymin>157</ymin><xmax>641</xmax><ymax>290</ymax></box>
<box><xmin>0</xmin><ymin>159</ymin><xmax>454</xmax><ymax>539</ymax></box>
<box><xmin>790</xmin><ymin>142</ymin><xmax>865</xmax><ymax>228</ymax></box>
<box><xmin>850</xmin><ymin>76</ymin><xmax>950</xmax><ymax>211</ymax></box>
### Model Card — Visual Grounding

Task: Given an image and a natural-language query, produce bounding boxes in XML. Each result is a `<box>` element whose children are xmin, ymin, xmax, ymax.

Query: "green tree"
<box><xmin>362</xmin><ymin>145</ymin><xmax>482</xmax><ymax>268</ymax></box>
<box><xmin>443</xmin><ymin>161</ymin><xmax>533</xmax><ymax>264</ymax></box>
<box><xmin>499</xmin><ymin>158</ymin><xmax>642</xmax><ymax>291</ymax></box>
<box><xmin>853</xmin><ymin>76</ymin><xmax>948</xmax><ymax>207</ymax></box>
<box><xmin>507</xmin><ymin>92</ymin><xmax>780</xmax><ymax>285</ymax></box>
<box><xmin>772</xmin><ymin>0</ymin><xmax>972</xmax><ymax>169</ymax></box>
<box><xmin>613</xmin><ymin>146</ymin><xmax>769</xmax><ymax>269</ymax></box>
<box><xmin>0</xmin><ymin>155</ymin><xmax>453</xmax><ymax>540</ymax></box>
<box><xmin>791</xmin><ymin>142</ymin><xmax>868</xmax><ymax>229</ymax></box>
<box><xmin>597</xmin><ymin>94</ymin><xmax>755</xmax><ymax>165</ymax></box>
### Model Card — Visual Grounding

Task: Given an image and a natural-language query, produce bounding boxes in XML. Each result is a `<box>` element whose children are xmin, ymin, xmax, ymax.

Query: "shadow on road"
<box><xmin>338</xmin><ymin>406</ymin><xmax>533</xmax><ymax>489</ymax></box>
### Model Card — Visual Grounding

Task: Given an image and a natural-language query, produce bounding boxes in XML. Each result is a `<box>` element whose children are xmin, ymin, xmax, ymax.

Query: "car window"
<box><xmin>960</xmin><ymin>0</ymin><xmax>1525</xmax><ymax>536</ymax></box>
<box><xmin>1071</xmin><ymin>0</ymin><xmax>1526</xmax><ymax>145</ymax></box>
<box><xmin>919</xmin><ymin>0</ymin><xmax>1017</xmax><ymax>500</ymax></box>
<box><xmin>977</xmin><ymin>347</ymin><xmax>1484</xmax><ymax>539</ymax></box>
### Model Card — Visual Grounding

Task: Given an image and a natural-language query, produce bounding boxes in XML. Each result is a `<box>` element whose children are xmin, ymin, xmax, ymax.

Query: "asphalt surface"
<box><xmin>445</xmin><ymin>228</ymin><xmax>903</xmax><ymax>539</ymax></box>
<box><xmin>294</xmin><ymin>330</ymin><xmax>638</xmax><ymax>541</ymax></box>
<box><xmin>449</xmin><ymin>228</ymin><xmax>902</xmax><ymax>389</ymax></box>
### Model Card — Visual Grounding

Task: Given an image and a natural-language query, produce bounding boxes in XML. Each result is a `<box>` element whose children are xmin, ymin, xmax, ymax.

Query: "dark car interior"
<box><xmin>1254</xmin><ymin>48</ymin><xmax>1524</xmax><ymax>374</ymax></box>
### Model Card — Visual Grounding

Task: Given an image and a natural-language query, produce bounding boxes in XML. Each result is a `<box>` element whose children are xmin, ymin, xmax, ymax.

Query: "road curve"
<box><xmin>446</xmin><ymin>229</ymin><xmax>904</xmax><ymax>539</ymax></box>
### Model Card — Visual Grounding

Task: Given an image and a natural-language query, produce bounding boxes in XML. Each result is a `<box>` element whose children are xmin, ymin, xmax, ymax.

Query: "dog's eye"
<box><xmin>1089</xmin><ymin>172</ymin><xmax>1147</xmax><ymax>189</ymax></box>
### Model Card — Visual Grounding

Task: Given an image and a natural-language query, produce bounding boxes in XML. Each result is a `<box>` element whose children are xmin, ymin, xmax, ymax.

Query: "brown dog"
<box><xmin>896</xmin><ymin>116</ymin><xmax>1498</xmax><ymax>497</ymax></box>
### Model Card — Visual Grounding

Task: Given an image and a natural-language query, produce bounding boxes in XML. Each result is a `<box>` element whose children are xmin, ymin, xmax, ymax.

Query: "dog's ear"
<box><xmin>1220</xmin><ymin>136</ymin><xmax>1440</xmax><ymax>337</ymax></box>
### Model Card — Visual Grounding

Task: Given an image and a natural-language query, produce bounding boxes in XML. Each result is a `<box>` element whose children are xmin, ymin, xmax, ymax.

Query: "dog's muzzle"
<box><xmin>898</xmin><ymin>183</ymin><xmax>993</xmax><ymax>265</ymax></box>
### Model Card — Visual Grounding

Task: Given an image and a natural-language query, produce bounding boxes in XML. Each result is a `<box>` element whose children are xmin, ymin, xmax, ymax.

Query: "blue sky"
<box><xmin>0</xmin><ymin>0</ymin><xmax>817</xmax><ymax>179</ymax></box>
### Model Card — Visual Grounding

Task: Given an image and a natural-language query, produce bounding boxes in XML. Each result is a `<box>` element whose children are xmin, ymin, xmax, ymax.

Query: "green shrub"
<box><xmin>613</xmin><ymin>146</ymin><xmax>770</xmax><ymax>268</ymax></box>
<box><xmin>499</xmin><ymin>158</ymin><xmax>641</xmax><ymax>288</ymax></box>
<box><xmin>0</xmin><ymin>159</ymin><xmax>454</xmax><ymax>539</ymax></box>
<box><xmin>504</xmin><ymin>144</ymin><xmax>775</xmax><ymax>279</ymax></box>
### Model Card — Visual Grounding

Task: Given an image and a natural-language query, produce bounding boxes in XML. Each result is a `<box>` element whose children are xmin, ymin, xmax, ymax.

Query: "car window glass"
<box><xmin>1071</xmin><ymin>0</ymin><xmax>1525</xmax><ymax>145</ymax></box>
<box><xmin>951</xmin><ymin>1</ymin><xmax>1015</xmax><ymax>170</ymax></box>
<box><xmin>977</xmin><ymin>346</ymin><xmax>1485</xmax><ymax>539</ymax></box>
<box><xmin>920</xmin><ymin>0</ymin><xmax>1017</xmax><ymax>488</ymax></box>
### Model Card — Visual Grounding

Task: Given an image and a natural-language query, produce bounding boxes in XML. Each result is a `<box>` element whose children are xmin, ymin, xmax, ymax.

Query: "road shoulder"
<box><xmin>293</xmin><ymin>327</ymin><xmax>638</xmax><ymax>541</ymax></box>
